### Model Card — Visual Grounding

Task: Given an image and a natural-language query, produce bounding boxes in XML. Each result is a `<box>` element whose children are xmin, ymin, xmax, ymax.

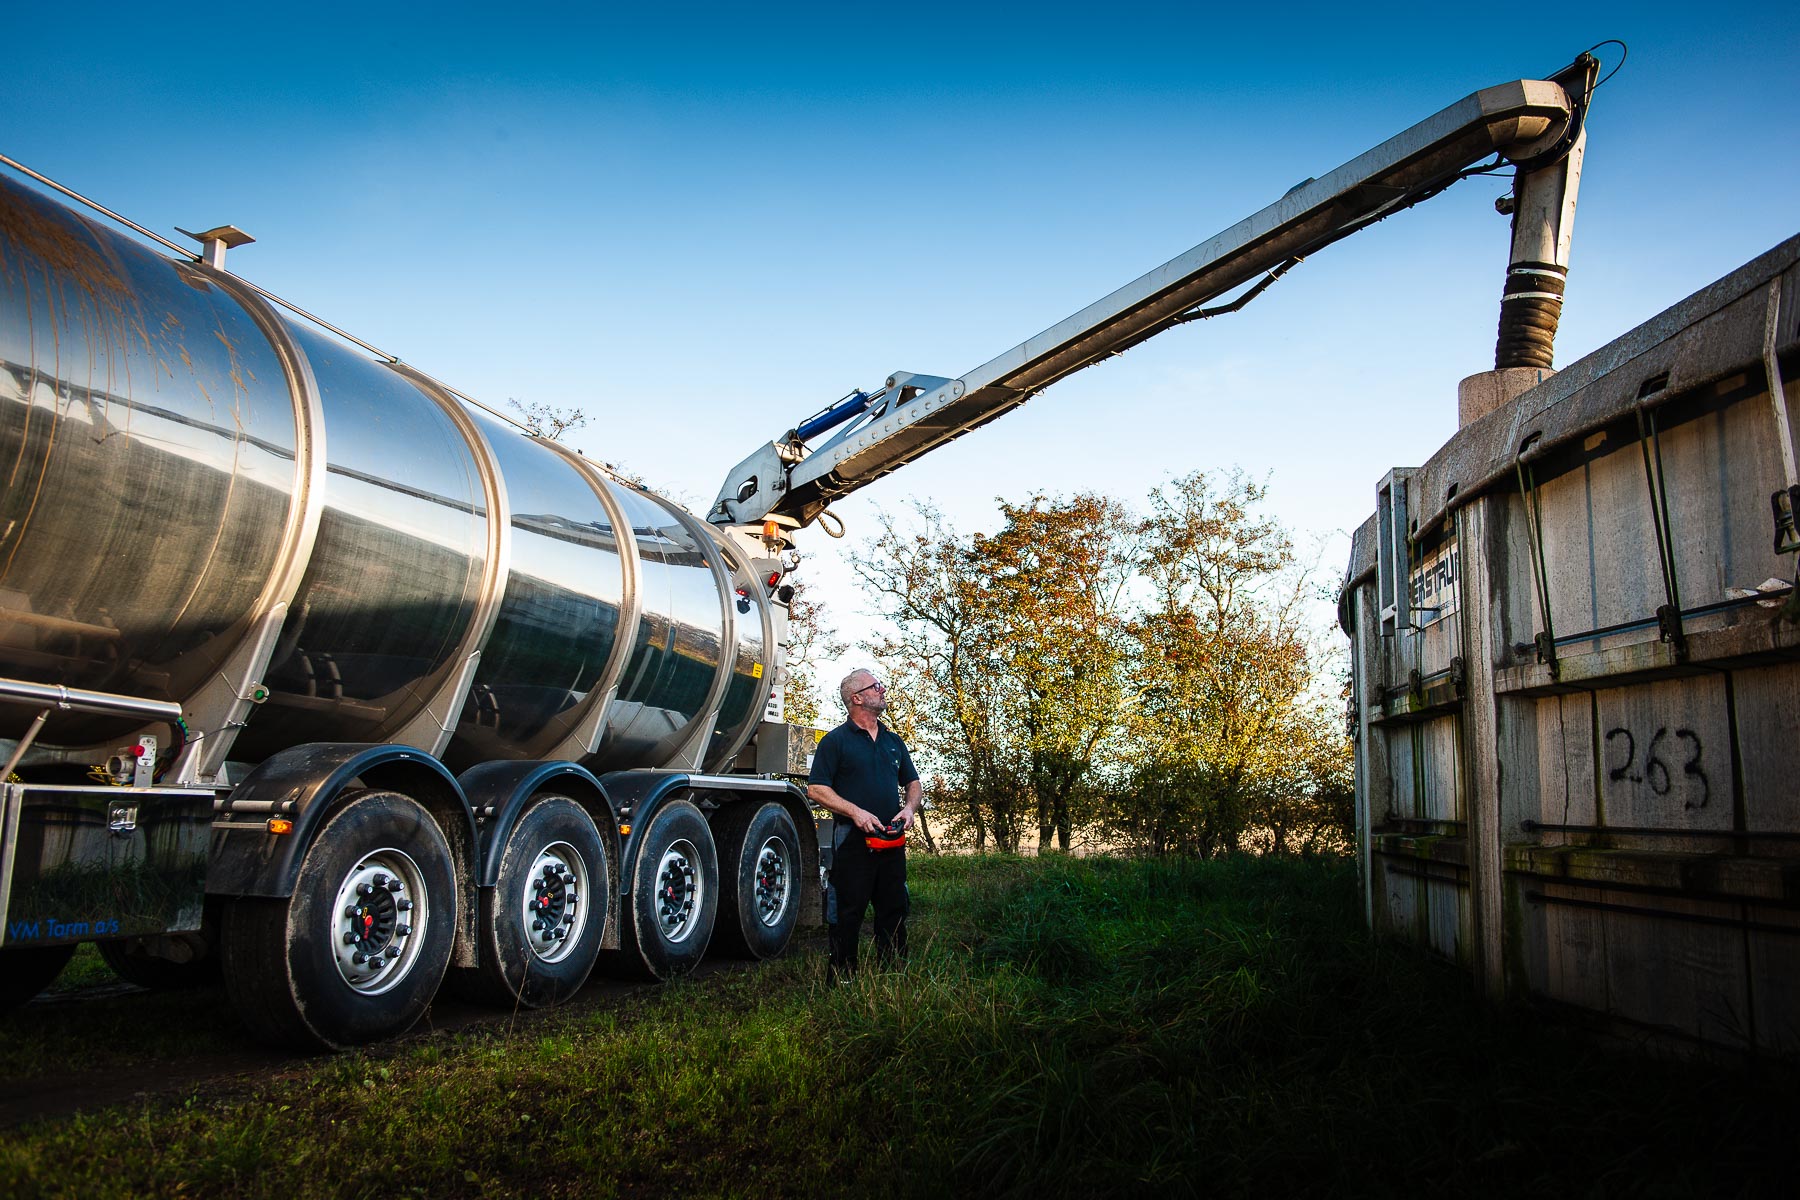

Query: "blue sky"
<box><xmin>10</xmin><ymin>2</ymin><xmax>1798</xmax><ymax>675</ymax></box>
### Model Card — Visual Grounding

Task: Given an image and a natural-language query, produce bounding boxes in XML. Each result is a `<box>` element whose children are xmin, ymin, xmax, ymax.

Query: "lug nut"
<box><xmin>396</xmin><ymin>924</ymin><xmax>411</xmax><ymax>937</ymax></box>
<box><xmin>358</xmin><ymin>883</ymin><xmax>374</xmax><ymax>896</ymax></box>
<box><xmin>352</xmin><ymin>952</ymin><xmax>368</xmax><ymax>964</ymax></box>
<box><xmin>343</xmin><ymin>932</ymin><xmax>358</xmax><ymax>945</ymax></box>
<box><xmin>398</xmin><ymin>899</ymin><xmax>414</xmax><ymax>911</ymax></box>
<box><xmin>387</xmin><ymin>879</ymin><xmax>403</xmax><ymax>892</ymax></box>
<box><xmin>385</xmin><ymin>946</ymin><xmax>400</xmax><ymax>960</ymax></box>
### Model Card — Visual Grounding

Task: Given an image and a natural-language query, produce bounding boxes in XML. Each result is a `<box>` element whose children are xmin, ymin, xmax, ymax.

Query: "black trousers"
<box><xmin>828</xmin><ymin>842</ymin><xmax>908</xmax><ymax>974</ymax></box>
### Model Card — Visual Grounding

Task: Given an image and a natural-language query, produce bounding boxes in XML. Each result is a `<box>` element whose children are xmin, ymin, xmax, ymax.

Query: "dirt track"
<box><xmin>0</xmin><ymin>949</ymin><xmax>783</xmax><ymax>1131</ymax></box>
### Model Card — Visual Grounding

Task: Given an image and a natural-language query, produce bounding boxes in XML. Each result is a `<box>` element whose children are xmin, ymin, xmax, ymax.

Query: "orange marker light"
<box><xmin>619</xmin><ymin>823</ymin><xmax>632</xmax><ymax>837</ymax></box>
<box><xmin>267</xmin><ymin>817</ymin><xmax>295</xmax><ymax>835</ymax></box>
<box><xmin>762</xmin><ymin>520</ymin><xmax>780</xmax><ymax>540</ymax></box>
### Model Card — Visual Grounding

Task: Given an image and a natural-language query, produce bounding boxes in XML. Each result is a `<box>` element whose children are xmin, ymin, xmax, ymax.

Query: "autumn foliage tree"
<box><xmin>853</xmin><ymin>473</ymin><xmax>1350</xmax><ymax>857</ymax></box>
<box><xmin>1113</xmin><ymin>470</ymin><xmax>1350</xmax><ymax>856</ymax></box>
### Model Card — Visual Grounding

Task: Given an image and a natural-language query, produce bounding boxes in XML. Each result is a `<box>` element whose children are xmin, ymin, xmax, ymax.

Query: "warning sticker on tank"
<box><xmin>752</xmin><ymin>663</ymin><xmax>764</xmax><ymax>678</ymax></box>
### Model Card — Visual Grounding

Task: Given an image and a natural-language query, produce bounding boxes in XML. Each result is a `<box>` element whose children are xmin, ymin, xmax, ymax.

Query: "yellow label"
<box><xmin>751</xmin><ymin>663</ymin><xmax>763</xmax><ymax>678</ymax></box>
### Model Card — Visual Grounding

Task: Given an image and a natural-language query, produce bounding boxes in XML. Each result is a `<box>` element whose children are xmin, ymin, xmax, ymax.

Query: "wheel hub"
<box><xmin>655</xmin><ymin>839</ymin><xmax>703</xmax><ymax>943</ymax></box>
<box><xmin>519</xmin><ymin>842</ymin><xmax>589</xmax><ymax>964</ymax></box>
<box><xmin>331</xmin><ymin>849</ymin><xmax>427</xmax><ymax>995</ymax></box>
<box><xmin>753</xmin><ymin>837</ymin><xmax>791</xmax><ymax>927</ymax></box>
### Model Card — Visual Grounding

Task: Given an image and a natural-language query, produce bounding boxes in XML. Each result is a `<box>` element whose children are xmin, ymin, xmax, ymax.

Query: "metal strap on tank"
<box><xmin>1512</xmin><ymin>441</ymin><xmax>1560</xmax><ymax>679</ymax></box>
<box><xmin>1632</xmin><ymin>405</ymin><xmax>1688</xmax><ymax>661</ymax></box>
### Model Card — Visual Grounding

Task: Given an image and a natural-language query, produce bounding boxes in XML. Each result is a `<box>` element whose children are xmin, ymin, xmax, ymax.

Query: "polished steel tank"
<box><xmin>0</xmin><ymin>174</ymin><xmax>774</xmax><ymax>776</ymax></box>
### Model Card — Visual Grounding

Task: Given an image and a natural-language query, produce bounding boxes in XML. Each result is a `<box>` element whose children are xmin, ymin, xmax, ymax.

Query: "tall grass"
<box><xmin>1</xmin><ymin>854</ymin><xmax>1791</xmax><ymax>1198</ymax></box>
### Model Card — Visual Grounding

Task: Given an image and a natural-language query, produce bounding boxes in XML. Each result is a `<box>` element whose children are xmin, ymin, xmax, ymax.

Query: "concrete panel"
<box><xmin>1746</xmin><ymin>914</ymin><xmax>1800</xmax><ymax>1055</ymax></box>
<box><xmin>1380</xmin><ymin>725</ymin><xmax>1418</xmax><ymax>821</ymax></box>
<box><xmin>1534</xmin><ymin>692</ymin><xmax>1599</xmax><ymax>828</ymax></box>
<box><xmin>1535</xmin><ymin>448</ymin><xmax>1663</xmax><ymax>641</ymax></box>
<box><xmin>1408</xmin><ymin>716</ymin><xmax>1463</xmax><ymax>824</ymax></box>
<box><xmin>1656</xmin><ymin>394</ymin><xmax>1796</xmax><ymax>611</ymax></box>
<box><xmin>1599</xmin><ymin>891</ymin><xmax>1752</xmax><ymax>1051</ymax></box>
<box><xmin>1729</xmin><ymin>664</ymin><xmax>1800</xmax><ymax>834</ymax></box>
<box><xmin>1538</xmin><ymin>890</ymin><xmax>1610</xmax><ymax>1012</ymax></box>
<box><xmin>1491</xmin><ymin>493</ymin><xmax>1547</xmax><ymax>664</ymax></box>
<box><xmin>1425</xmin><ymin>875</ymin><xmax>1470</xmax><ymax>963</ymax></box>
<box><xmin>1592</xmin><ymin>676</ymin><xmax>1734</xmax><ymax>832</ymax></box>
<box><xmin>1376</xmin><ymin>858</ymin><xmax>1421</xmax><ymax>943</ymax></box>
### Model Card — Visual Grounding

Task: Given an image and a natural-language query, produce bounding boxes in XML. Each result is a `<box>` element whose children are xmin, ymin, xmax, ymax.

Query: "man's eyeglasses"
<box><xmin>854</xmin><ymin>680</ymin><xmax>886</xmax><ymax>696</ymax></box>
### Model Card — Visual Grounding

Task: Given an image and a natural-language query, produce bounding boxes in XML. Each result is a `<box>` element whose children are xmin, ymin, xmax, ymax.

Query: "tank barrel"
<box><xmin>0</xmin><ymin>171</ymin><xmax>778</xmax><ymax>777</ymax></box>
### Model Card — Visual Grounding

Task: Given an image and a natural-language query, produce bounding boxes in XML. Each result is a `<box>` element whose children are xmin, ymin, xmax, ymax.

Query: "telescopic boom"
<box><xmin>710</xmin><ymin>55</ymin><xmax>1598</xmax><ymax>531</ymax></box>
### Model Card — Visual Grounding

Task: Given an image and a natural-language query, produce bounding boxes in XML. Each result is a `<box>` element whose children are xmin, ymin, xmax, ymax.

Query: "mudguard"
<box><xmin>207</xmin><ymin>743</ymin><xmax>476</xmax><ymax>900</ymax></box>
<box><xmin>599</xmin><ymin>770</ymin><xmax>817</xmax><ymax>920</ymax></box>
<box><xmin>456</xmin><ymin>759</ymin><xmax>619</xmax><ymax>886</ymax></box>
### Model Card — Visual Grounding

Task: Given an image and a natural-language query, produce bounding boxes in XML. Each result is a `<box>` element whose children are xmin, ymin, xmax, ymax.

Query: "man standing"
<box><xmin>807</xmin><ymin>668</ymin><xmax>922</xmax><ymax>975</ymax></box>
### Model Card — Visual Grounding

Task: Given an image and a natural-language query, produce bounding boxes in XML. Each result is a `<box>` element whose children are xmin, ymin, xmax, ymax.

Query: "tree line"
<box><xmin>845</xmin><ymin>471</ymin><xmax>1352</xmax><ymax>857</ymax></box>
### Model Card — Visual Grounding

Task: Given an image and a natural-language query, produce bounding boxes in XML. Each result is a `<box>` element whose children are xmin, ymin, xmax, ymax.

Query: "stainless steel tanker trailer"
<box><xmin>2</xmin><ymin>51</ymin><xmax>1608</xmax><ymax>1049</ymax></box>
<box><xmin>0</xmin><ymin>169</ymin><xmax>818</xmax><ymax>1049</ymax></box>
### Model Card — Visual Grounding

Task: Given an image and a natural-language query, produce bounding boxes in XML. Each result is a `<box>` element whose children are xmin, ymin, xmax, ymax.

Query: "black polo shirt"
<box><xmin>810</xmin><ymin>718</ymin><xmax>918</xmax><ymax>826</ymax></box>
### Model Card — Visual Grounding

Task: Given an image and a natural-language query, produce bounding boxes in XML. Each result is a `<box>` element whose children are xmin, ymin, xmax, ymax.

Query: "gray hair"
<box><xmin>839</xmin><ymin>669</ymin><xmax>874</xmax><ymax>709</ymax></box>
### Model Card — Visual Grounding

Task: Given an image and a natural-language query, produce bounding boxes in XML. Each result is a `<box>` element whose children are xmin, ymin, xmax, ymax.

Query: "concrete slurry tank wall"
<box><xmin>1340</xmin><ymin>235</ymin><xmax>1800</xmax><ymax>1058</ymax></box>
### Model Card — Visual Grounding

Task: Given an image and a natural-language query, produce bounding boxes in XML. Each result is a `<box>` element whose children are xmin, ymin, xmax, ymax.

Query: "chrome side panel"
<box><xmin>705</xmin><ymin>533</ymin><xmax>774</xmax><ymax>770</ymax></box>
<box><xmin>587</xmin><ymin>486</ymin><xmax>730</xmax><ymax>772</ymax></box>
<box><xmin>385</xmin><ymin>363</ymin><xmax>511</xmax><ymax>757</ymax></box>
<box><xmin>0</xmin><ymin>176</ymin><xmax>304</xmax><ymax>750</ymax></box>
<box><xmin>229</xmin><ymin>321</ymin><xmax>490</xmax><ymax>759</ymax></box>
<box><xmin>448</xmin><ymin>421</ymin><xmax>638</xmax><ymax>769</ymax></box>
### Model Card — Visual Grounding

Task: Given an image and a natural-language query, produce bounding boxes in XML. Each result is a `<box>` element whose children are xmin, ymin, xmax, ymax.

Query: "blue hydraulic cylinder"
<box><xmin>794</xmin><ymin>390</ymin><xmax>872</xmax><ymax>442</ymax></box>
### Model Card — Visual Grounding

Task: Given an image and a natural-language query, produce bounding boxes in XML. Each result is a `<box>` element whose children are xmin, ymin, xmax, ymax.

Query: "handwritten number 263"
<box><xmin>1604</xmin><ymin>726</ymin><xmax>1709</xmax><ymax>810</ymax></box>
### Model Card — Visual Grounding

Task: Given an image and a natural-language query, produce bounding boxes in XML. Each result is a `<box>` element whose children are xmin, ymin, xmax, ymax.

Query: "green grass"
<box><xmin>2</xmin><ymin>854</ymin><xmax>1793</xmax><ymax>1198</ymax></box>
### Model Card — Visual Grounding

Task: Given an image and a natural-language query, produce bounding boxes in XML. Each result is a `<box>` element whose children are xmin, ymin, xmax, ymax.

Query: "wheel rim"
<box><xmin>654</xmin><ymin>838</ymin><xmax>704</xmax><ymax>944</ymax></box>
<box><xmin>752</xmin><ymin>835</ymin><xmax>791</xmax><ymax>928</ymax></box>
<box><xmin>330</xmin><ymin>847</ymin><xmax>429</xmax><ymax>996</ymax></box>
<box><xmin>518</xmin><ymin>841</ymin><xmax>590</xmax><ymax>964</ymax></box>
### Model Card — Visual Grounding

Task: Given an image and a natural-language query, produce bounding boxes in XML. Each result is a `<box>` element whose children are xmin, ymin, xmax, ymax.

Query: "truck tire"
<box><xmin>606</xmin><ymin>799</ymin><xmax>718</xmax><ymax>981</ymax></box>
<box><xmin>0</xmin><ymin>945</ymin><xmax>77</xmax><ymax>1009</ymax></box>
<box><xmin>97</xmin><ymin>936</ymin><xmax>220</xmax><ymax>991</ymax></box>
<box><xmin>454</xmin><ymin>796</ymin><xmax>608</xmax><ymax>1009</ymax></box>
<box><xmin>220</xmin><ymin>790</ymin><xmax>456</xmax><ymax>1051</ymax></box>
<box><xmin>712</xmin><ymin>801</ymin><xmax>803</xmax><ymax>960</ymax></box>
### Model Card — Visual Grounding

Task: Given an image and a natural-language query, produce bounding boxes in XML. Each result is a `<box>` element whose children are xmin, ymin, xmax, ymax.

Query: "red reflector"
<box><xmin>767</xmin><ymin>571</ymin><xmax>781</xmax><ymax>587</ymax></box>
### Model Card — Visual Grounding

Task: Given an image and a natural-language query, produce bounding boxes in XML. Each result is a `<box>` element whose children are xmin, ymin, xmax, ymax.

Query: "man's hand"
<box><xmin>892</xmin><ymin>809</ymin><xmax>913</xmax><ymax>832</ymax></box>
<box><xmin>852</xmin><ymin>808</ymin><xmax>884</xmax><ymax>834</ymax></box>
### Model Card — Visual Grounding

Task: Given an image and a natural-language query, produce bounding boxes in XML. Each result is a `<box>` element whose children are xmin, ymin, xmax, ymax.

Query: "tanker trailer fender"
<box><xmin>205</xmin><ymin>743</ymin><xmax>478</xmax><ymax>939</ymax></box>
<box><xmin>598</xmin><ymin>770</ymin><xmax>817</xmax><ymax>976</ymax></box>
<box><xmin>697</xmin><ymin>778</ymin><xmax>819</xmax><ymax>961</ymax></box>
<box><xmin>204</xmin><ymin>743</ymin><xmax>477</xmax><ymax>1049</ymax></box>
<box><xmin>450</xmin><ymin>759</ymin><xmax>622</xmax><ymax>1007</ymax></box>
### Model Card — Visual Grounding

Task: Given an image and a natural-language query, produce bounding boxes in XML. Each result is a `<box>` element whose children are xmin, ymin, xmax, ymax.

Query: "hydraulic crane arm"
<box><xmin>711</xmin><ymin>56</ymin><xmax>1597</xmax><ymax>530</ymax></box>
